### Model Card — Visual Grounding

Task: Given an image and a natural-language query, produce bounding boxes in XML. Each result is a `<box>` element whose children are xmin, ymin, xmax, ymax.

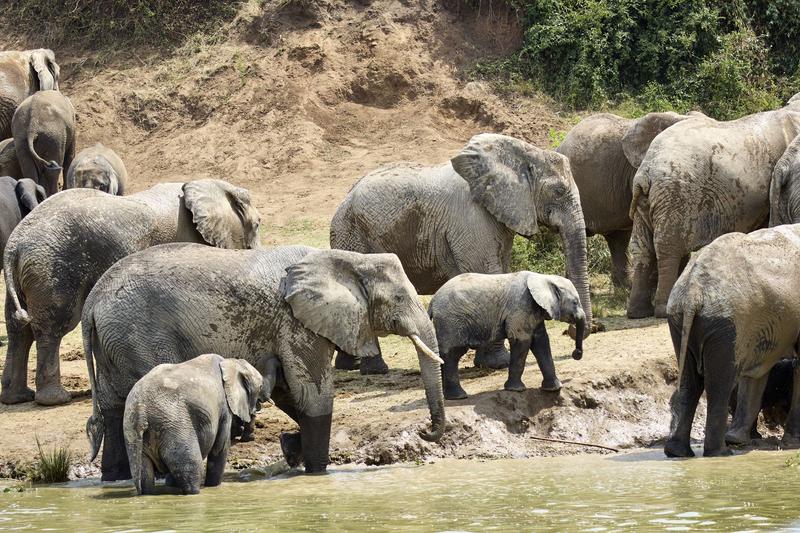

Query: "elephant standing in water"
<box><xmin>665</xmin><ymin>224</ymin><xmax>800</xmax><ymax>458</ymax></box>
<box><xmin>556</xmin><ymin>112</ymin><xmax>695</xmax><ymax>287</ymax></box>
<box><xmin>0</xmin><ymin>49</ymin><xmax>59</xmax><ymax>139</ymax></box>
<box><xmin>628</xmin><ymin>97</ymin><xmax>800</xmax><ymax>318</ymax></box>
<box><xmin>83</xmin><ymin>244</ymin><xmax>445</xmax><ymax>479</ymax></box>
<box><xmin>331</xmin><ymin>133</ymin><xmax>592</xmax><ymax>373</ymax></box>
<box><xmin>1</xmin><ymin>180</ymin><xmax>261</xmax><ymax>406</ymax></box>
<box><xmin>66</xmin><ymin>143</ymin><xmax>127</xmax><ymax>195</ymax></box>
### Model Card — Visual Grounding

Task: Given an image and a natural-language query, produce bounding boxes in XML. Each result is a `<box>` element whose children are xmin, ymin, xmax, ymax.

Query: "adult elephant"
<box><xmin>627</xmin><ymin>98</ymin><xmax>800</xmax><ymax>318</ymax></box>
<box><xmin>12</xmin><ymin>90</ymin><xmax>76</xmax><ymax>196</ymax></box>
<box><xmin>0</xmin><ymin>176</ymin><xmax>45</xmax><ymax>262</ymax></box>
<box><xmin>0</xmin><ymin>49</ymin><xmax>59</xmax><ymax>140</ymax></box>
<box><xmin>83</xmin><ymin>244</ymin><xmax>445</xmax><ymax>479</ymax></box>
<box><xmin>331</xmin><ymin>133</ymin><xmax>592</xmax><ymax>373</ymax></box>
<box><xmin>65</xmin><ymin>143</ymin><xmax>127</xmax><ymax>195</ymax></box>
<box><xmin>1</xmin><ymin>179</ymin><xmax>261</xmax><ymax>406</ymax></box>
<box><xmin>556</xmin><ymin>112</ymin><xmax>695</xmax><ymax>287</ymax></box>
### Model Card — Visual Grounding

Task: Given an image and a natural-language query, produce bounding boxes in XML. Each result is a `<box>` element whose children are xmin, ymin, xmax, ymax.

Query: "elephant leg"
<box><xmin>702</xmin><ymin>341</ymin><xmax>736</xmax><ymax>457</ymax></box>
<box><xmin>0</xmin><ymin>298</ymin><xmax>35</xmax><ymax>404</ymax></box>
<box><xmin>652</xmin><ymin>251</ymin><xmax>683</xmax><ymax>318</ymax></box>
<box><xmin>627</xmin><ymin>216</ymin><xmax>657</xmax><ymax>318</ymax></box>
<box><xmin>780</xmin><ymin>361</ymin><xmax>800</xmax><ymax>447</ymax></box>
<box><xmin>604</xmin><ymin>230</ymin><xmax>632</xmax><ymax>290</ymax></box>
<box><xmin>474</xmin><ymin>339</ymin><xmax>510</xmax><ymax>369</ymax></box>
<box><xmin>299</xmin><ymin>411</ymin><xmax>332</xmax><ymax>474</ymax></box>
<box><xmin>664</xmin><ymin>317</ymin><xmax>701</xmax><ymax>458</ymax></box>
<box><xmin>334</xmin><ymin>350</ymin><xmax>359</xmax><ymax>371</ymax></box>
<box><xmin>504</xmin><ymin>339</ymin><xmax>532</xmax><ymax>392</ymax></box>
<box><xmin>442</xmin><ymin>347</ymin><xmax>468</xmax><ymax>400</ymax></box>
<box><xmin>162</xmin><ymin>441</ymin><xmax>203</xmax><ymax>495</ymax></box>
<box><xmin>272</xmin><ymin>383</ymin><xmax>303</xmax><ymax>467</ymax></box>
<box><xmin>529</xmin><ymin>323</ymin><xmax>561</xmax><ymax>391</ymax></box>
<box><xmin>726</xmin><ymin>374</ymin><xmax>769</xmax><ymax>446</ymax></box>
<box><xmin>33</xmin><ymin>333</ymin><xmax>71</xmax><ymax>406</ymax></box>
<box><xmin>101</xmin><ymin>406</ymin><xmax>132</xmax><ymax>481</ymax></box>
<box><xmin>240</xmin><ymin>418</ymin><xmax>256</xmax><ymax>442</ymax></box>
<box><xmin>359</xmin><ymin>346</ymin><xmax>388</xmax><ymax>375</ymax></box>
<box><xmin>205</xmin><ymin>426</ymin><xmax>231</xmax><ymax>487</ymax></box>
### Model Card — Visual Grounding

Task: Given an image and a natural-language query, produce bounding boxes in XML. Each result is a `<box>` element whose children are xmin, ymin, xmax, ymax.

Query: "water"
<box><xmin>2</xmin><ymin>450</ymin><xmax>800</xmax><ymax>531</ymax></box>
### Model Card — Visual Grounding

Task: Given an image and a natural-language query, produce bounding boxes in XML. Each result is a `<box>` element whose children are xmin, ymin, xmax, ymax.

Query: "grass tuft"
<box><xmin>27</xmin><ymin>436</ymin><xmax>72</xmax><ymax>483</ymax></box>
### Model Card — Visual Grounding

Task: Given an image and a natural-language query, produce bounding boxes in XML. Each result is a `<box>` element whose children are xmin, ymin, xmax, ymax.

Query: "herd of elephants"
<box><xmin>0</xmin><ymin>48</ymin><xmax>799</xmax><ymax>494</ymax></box>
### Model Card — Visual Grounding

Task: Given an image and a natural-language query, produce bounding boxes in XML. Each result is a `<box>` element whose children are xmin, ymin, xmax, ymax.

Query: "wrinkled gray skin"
<box><xmin>123</xmin><ymin>354</ymin><xmax>266</xmax><ymax>495</ymax></box>
<box><xmin>430</xmin><ymin>271</ymin><xmax>585</xmax><ymax>400</ymax></box>
<box><xmin>83</xmin><ymin>244</ymin><xmax>445</xmax><ymax>480</ymax></box>
<box><xmin>1</xmin><ymin>179</ymin><xmax>261</xmax><ymax>407</ymax></box>
<box><xmin>769</xmin><ymin>134</ymin><xmax>800</xmax><ymax>226</ymax></box>
<box><xmin>65</xmin><ymin>143</ymin><xmax>127</xmax><ymax>195</ymax></box>
<box><xmin>12</xmin><ymin>90</ymin><xmax>76</xmax><ymax>196</ymax></box>
<box><xmin>0</xmin><ymin>139</ymin><xmax>23</xmax><ymax>179</ymax></box>
<box><xmin>0</xmin><ymin>176</ymin><xmax>45</xmax><ymax>263</ymax></box>
<box><xmin>0</xmin><ymin>49</ymin><xmax>59</xmax><ymax>140</ymax></box>
<box><xmin>556</xmin><ymin>112</ymin><xmax>695</xmax><ymax>288</ymax></box>
<box><xmin>331</xmin><ymin>133</ymin><xmax>592</xmax><ymax>373</ymax></box>
<box><xmin>665</xmin><ymin>224</ymin><xmax>800</xmax><ymax>458</ymax></box>
<box><xmin>628</xmin><ymin>97</ymin><xmax>800</xmax><ymax>318</ymax></box>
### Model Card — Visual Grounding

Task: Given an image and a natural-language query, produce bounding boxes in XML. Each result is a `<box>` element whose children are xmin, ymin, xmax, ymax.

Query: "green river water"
<box><xmin>2</xmin><ymin>449</ymin><xmax>800</xmax><ymax>531</ymax></box>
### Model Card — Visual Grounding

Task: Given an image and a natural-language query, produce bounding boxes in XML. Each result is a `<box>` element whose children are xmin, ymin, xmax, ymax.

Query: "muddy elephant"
<box><xmin>769</xmin><ymin>134</ymin><xmax>800</xmax><ymax>226</ymax></box>
<box><xmin>0</xmin><ymin>49</ymin><xmax>59</xmax><ymax>139</ymax></box>
<box><xmin>65</xmin><ymin>143</ymin><xmax>127</xmax><ymax>195</ymax></box>
<box><xmin>123</xmin><ymin>354</ymin><xmax>267</xmax><ymax>495</ymax></box>
<box><xmin>331</xmin><ymin>133</ymin><xmax>592</xmax><ymax>373</ymax></box>
<box><xmin>0</xmin><ymin>139</ymin><xmax>22</xmax><ymax>178</ymax></box>
<box><xmin>628</xmin><ymin>98</ymin><xmax>800</xmax><ymax>318</ymax></box>
<box><xmin>1</xmin><ymin>179</ymin><xmax>261</xmax><ymax>406</ymax></box>
<box><xmin>556</xmin><ymin>112</ymin><xmax>695</xmax><ymax>287</ymax></box>
<box><xmin>0</xmin><ymin>176</ymin><xmax>45</xmax><ymax>262</ymax></box>
<box><xmin>83</xmin><ymin>244</ymin><xmax>445</xmax><ymax>479</ymax></box>
<box><xmin>12</xmin><ymin>90</ymin><xmax>76</xmax><ymax>196</ymax></box>
<box><xmin>430</xmin><ymin>271</ymin><xmax>585</xmax><ymax>400</ymax></box>
<box><xmin>665</xmin><ymin>224</ymin><xmax>800</xmax><ymax>458</ymax></box>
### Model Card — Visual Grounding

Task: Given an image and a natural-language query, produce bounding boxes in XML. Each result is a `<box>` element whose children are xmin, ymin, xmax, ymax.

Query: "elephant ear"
<box><xmin>789</xmin><ymin>93</ymin><xmax>800</xmax><ymax>105</ymax></box>
<box><xmin>15</xmin><ymin>179</ymin><xmax>43</xmax><ymax>215</ymax></box>
<box><xmin>770</xmin><ymin>135</ymin><xmax>800</xmax><ymax>217</ymax></box>
<box><xmin>183</xmin><ymin>179</ymin><xmax>261</xmax><ymax>249</ymax></box>
<box><xmin>220</xmin><ymin>359</ymin><xmax>253</xmax><ymax>423</ymax></box>
<box><xmin>452</xmin><ymin>133</ymin><xmax>554</xmax><ymax>237</ymax></box>
<box><xmin>30</xmin><ymin>49</ymin><xmax>58</xmax><ymax>91</ymax></box>
<box><xmin>283</xmin><ymin>249</ymin><xmax>380</xmax><ymax>357</ymax></box>
<box><xmin>621</xmin><ymin>112</ymin><xmax>692</xmax><ymax>168</ymax></box>
<box><xmin>526</xmin><ymin>273</ymin><xmax>561</xmax><ymax>321</ymax></box>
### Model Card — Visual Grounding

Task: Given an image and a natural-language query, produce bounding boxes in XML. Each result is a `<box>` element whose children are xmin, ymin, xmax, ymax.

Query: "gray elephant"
<box><xmin>331</xmin><ymin>133</ymin><xmax>592</xmax><ymax>373</ymax></box>
<box><xmin>430</xmin><ymin>271</ymin><xmax>585</xmax><ymax>400</ymax></box>
<box><xmin>1</xmin><ymin>179</ymin><xmax>261</xmax><ymax>406</ymax></box>
<box><xmin>769</xmin><ymin>134</ymin><xmax>800</xmax><ymax>226</ymax></box>
<box><xmin>0</xmin><ymin>176</ymin><xmax>45</xmax><ymax>262</ymax></box>
<box><xmin>12</xmin><ymin>90</ymin><xmax>76</xmax><ymax>196</ymax></box>
<box><xmin>665</xmin><ymin>224</ymin><xmax>800</xmax><ymax>458</ymax></box>
<box><xmin>0</xmin><ymin>139</ymin><xmax>22</xmax><ymax>179</ymax></box>
<box><xmin>123</xmin><ymin>354</ymin><xmax>267</xmax><ymax>495</ymax></box>
<box><xmin>556</xmin><ymin>112</ymin><xmax>695</xmax><ymax>287</ymax></box>
<box><xmin>82</xmin><ymin>244</ymin><xmax>445</xmax><ymax>479</ymax></box>
<box><xmin>65</xmin><ymin>143</ymin><xmax>127</xmax><ymax>195</ymax></box>
<box><xmin>628</xmin><ymin>98</ymin><xmax>800</xmax><ymax>318</ymax></box>
<box><xmin>0</xmin><ymin>49</ymin><xmax>59</xmax><ymax>139</ymax></box>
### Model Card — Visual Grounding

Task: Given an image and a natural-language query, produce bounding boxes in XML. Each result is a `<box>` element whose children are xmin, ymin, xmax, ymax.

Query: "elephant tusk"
<box><xmin>409</xmin><ymin>335</ymin><xmax>444</xmax><ymax>365</ymax></box>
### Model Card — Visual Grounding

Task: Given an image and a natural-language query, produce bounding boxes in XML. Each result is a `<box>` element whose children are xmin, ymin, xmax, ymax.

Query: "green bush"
<box><xmin>510</xmin><ymin>230</ymin><xmax>610</xmax><ymax>276</ymax></box>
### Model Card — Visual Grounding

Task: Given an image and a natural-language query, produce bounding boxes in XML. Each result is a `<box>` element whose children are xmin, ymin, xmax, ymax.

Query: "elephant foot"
<box><xmin>664</xmin><ymin>438</ymin><xmax>695</xmax><ymax>458</ymax></box>
<box><xmin>443</xmin><ymin>383</ymin><xmax>468</xmax><ymax>400</ymax></box>
<box><xmin>627</xmin><ymin>305</ymin><xmax>654</xmax><ymax>319</ymax></box>
<box><xmin>654</xmin><ymin>303</ymin><xmax>668</xmax><ymax>319</ymax></box>
<box><xmin>703</xmin><ymin>446</ymin><xmax>733</xmax><ymax>457</ymax></box>
<box><xmin>240</xmin><ymin>431</ymin><xmax>255</xmax><ymax>443</ymax></box>
<box><xmin>101</xmin><ymin>465</ymin><xmax>132</xmax><ymax>482</ymax></box>
<box><xmin>34</xmin><ymin>384</ymin><xmax>72</xmax><ymax>406</ymax></box>
<box><xmin>724</xmin><ymin>427</ymin><xmax>751</xmax><ymax>446</ymax></box>
<box><xmin>0</xmin><ymin>386</ymin><xmax>35</xmax><ymax>404</ymax></box>
<box><xmin>359</xmin><ymin>356</ymin><xmax>388</xmax><ymax>375</ymax></box>
<box><xmin>540</xmin><ymin>377</ymin><xmax>562</xmax><ymax>392</ymax></box>
<box><xmin>280</xmin><ymin>432</ymin><xmax>303</xmax><ymax>468</ymax></box>
<box><xmin>334</xmin><ymin>351</ymin><xmax>360</xmax><ymax>371</ymax></box>
<box><xmin>164</xmin><ymin>473</ymin><xmax>178</xmax><ymax>487</ymax></box>
<box><xmin>474</xmin><ymin>347</ymin><xmax>510</xmax><ymax>370</ymax></box>
<box><xmin>503</xmin><ymin>379</ymin><xmax>526</xmax><ymax>393</ymax></box>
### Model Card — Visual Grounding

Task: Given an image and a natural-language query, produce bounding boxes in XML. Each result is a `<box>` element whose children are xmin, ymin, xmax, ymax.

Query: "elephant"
<box><xmin>729</xmin><ymin>359</ymin><xmax>794</xmax><ymax>440</ymax></box>
<box><xmin>769</xmin><ymin>134</ymin><xmax>800</xmax><ymax>226</ymax></box>
<box><xmin>0</xmin><ymin>49</ymin><xmax>59</xmax><ymax>139</ymax></box>
<box><xmin>0</xmin><ymin>176</ymin><xmax>45</xmax><ymax>263</ymax></box>
<box><xmin>123</xmin><ymin>354</ymin><xmax>267</xmax><ymax>495</ymax></box>
<box><xmin>664</xmin><ymin>224</ymin><xmax>800</xmax><ymax>458</ymax></box>
<box><xmin>12</xmin><ymin>90</ymin><xmax>76</xmax><ymax>196</ymax></box>
<box><xmin>1</xmin><ymin>179</ymin><xmax>261</xmax><ymax>407</ymax></box>
<box><xmin>556</xmin><ymin>112</ymin><xmax>696</xmax><ymax>287</ymax></box>
<box><xmin>82</xmin><ymin>244</ymin><xmax>445</xmax><ymax>479</ymax></box>
<box><xmin>429</xmin><ymin>271</ymin><xmax>585</xmax><ymax>400</ymax></box>
<box><xmin>0</xmin><ymin>139</ymin><xmax>23</xmax><ymax>179</ymax></box>
<box><xmin>627</xmin><ymin>97</ymin><xmax>800</xmax><ymax>318</ymax></box>
<box><xmin>330</xmin><ymin>133</ymin><xmax>592</xmax><ymax>374</ymax></box>
<box><xmin>65</xmin><ymin>143</ymin><xmax>127</xmax><ymax>195</ymax></box>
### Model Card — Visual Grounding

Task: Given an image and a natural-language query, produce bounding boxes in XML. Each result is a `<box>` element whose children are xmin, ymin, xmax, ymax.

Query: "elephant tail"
<box><xmin>676</xmin><ymin>304</ymin><xmax>697</xmax><ymax>392</ymax></box>
<box><xmin>84</xmin><ymin>309</ymin><xmax>104</xmax><ymax>462</ymax></box>
<box><xmin>3</xmin><ymin>245</ymin><xmax>31</xmax><ymax>325</ymax></box>
<box><xmin>124</xmin><ymin>407</ymin><xmax>147</xmax><ymax>495</ymax></box>
<box><xmin>26</xmin><ymin>133</ymin><xmax>61</xmax><ymax>179</ymax></box>
<box><xmin>629</xmin><ymin>182</ymin><xmax>642</xmax><ymax>221</ymax></box>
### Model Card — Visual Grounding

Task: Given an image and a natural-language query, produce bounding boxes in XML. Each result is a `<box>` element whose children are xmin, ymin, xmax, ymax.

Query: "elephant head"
<box><xmin>621</xmin><ymin>111</ymin><xmax>700</xmax><ymax>168</ymax></box>
<box><xmin>67</xmin><ymin>155</ymin><xmax>120</xmax><ymax>194</ymax></box>
<box><xmin>183</xmin><ymin>179</ymin><xmax>261</xmax><ymax>249</ymax></box>
<box><xmin>769</xmin><ymin>135</ymin><xmax>800</xmax><ymax>226</ymax></box>
<box><xmin>220</xmin><ymin>358</ymin><xmax>265</xmax><ymax>424</ymax></box>
<box><xmin>526</xmin><ymin>273</ymin><xmax>586</xmax><ymax>360</ymax></box>
<box><xmin>284</xmin><ymin>249</ymin><xmax>445</xmax><ymax>442</ymax></box>
<box><xmin>29</xmin><ymin>49</ymin><xmax>59</xmax><ymax>92</ymax></box>
<box><xmin>0</xmin><ymin>139</ymin><xmax>22</xmax><ymax>179</ymax></box>
<box><xmin>14</xmin><ymin>178</ymin><xmax>46</xmax><ymax>217</ymax></box>
<box><xmin>451</xmin><ymin>133</ymin><xmax>592</xmax><ymax>335</ymax></box>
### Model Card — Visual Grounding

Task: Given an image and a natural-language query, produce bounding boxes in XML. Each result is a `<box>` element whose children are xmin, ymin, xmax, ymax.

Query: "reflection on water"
<box><xmin>2</xmin><ymin>449</ymin><xmax>800</xmax><ymax>531</ymax></box>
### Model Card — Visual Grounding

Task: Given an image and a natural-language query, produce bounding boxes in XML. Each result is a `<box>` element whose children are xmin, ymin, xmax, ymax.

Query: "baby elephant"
<box><xmin>65</xmin><ymin>143</ymin><xmax>127</xmax><ymax>195</ymax></box>
<box><xmin>430</xmin><ymin>272</ymin><xmax>585</xmax><ymax>400</ymax></box>
<box><xmin>123</xmin><ymin>354</ymin><xmax>266</xmax><ymax>495</ymax></box>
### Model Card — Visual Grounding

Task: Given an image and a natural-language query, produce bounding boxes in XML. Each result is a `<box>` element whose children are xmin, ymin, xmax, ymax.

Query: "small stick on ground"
<box><xmin>528</xmin><ymin>435</ymin><xmax>620</xmax><ymax>452</ymax></box>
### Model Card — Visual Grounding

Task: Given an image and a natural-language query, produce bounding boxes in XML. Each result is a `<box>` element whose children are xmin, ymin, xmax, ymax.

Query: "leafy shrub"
<box><xmin>510</xmin><ymin>230</ymin><xmax>610</xmax><ymax>276</ymax></box>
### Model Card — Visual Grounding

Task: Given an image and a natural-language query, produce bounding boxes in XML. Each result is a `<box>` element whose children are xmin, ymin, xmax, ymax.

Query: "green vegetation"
<box><xmin>26</xmin><ymin>437</ymin><xmax>72</xmax><ymax>483</ymax></box>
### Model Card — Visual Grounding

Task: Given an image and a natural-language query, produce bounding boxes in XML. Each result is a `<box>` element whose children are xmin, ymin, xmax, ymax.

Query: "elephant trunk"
<box><xmin>572</xmin><ymin>315</ymin><xmax>585</xmax><ymax>360</ymax></box>
<box><xmin>409</xmin><ymin>323</ymin><xmax>446</xmax><ymax>443</ymax></box>
<box><xmin>558</xmin><ymin>202</ymin><xmax>593</xmax><ymax>337</ymax></box>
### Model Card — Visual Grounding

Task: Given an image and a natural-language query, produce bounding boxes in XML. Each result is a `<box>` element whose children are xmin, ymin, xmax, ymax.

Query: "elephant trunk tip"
<box><xmin>571</xmin><ymin>349</ymin><xmax>583</xmax><ymax>361</ymax></box>
<box><xmin>45</xmin><ymin>160</ymin><xmax>61</xmax><ymax>171</ymax></box>
<box><xmin>419</xmin><ymin>421</ymin><xmax>445</xmax><ymax>443</ymax></box>
<box><xmin>13</xmin><ymin>309</ymin><xmax>30</xmax><ymax>325</ymax></box>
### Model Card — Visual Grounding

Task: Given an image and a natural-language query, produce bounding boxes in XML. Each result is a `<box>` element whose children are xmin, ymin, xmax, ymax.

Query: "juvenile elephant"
<box><xmin>83</xmin><ymin>244</ymin><xmax>445</xmax><ymax>479</ymax></box>
<box><xmin>65</xmin><ymin>143</ymin><xmax>127</xmax><ymax>195</ymax></box>
<box><xmin>1</xmin><ymin>179</ymin><xmax>260</xmax><ymax>406</ymax></box>
<box><xmin>556</xmin><ymin>112</ymin><xmax>695</xmax><ymax>287</ymax></box>
<box><xmin>0</xmin><ymin>49</ymin><xmax>59</xmax><ymax>139</ymax></box>
<box><xmin>430</xmin><ymin>272</ymin><xmax>585</xmax><ymax>400</ymax></box>
<box><xmin>0</xmin><ymin>176</ymin><xmax>45</xmax><ymax>262</ymax></box>
<box><xmin>331</xmin><ymin>133</ymin><xmax>592</xmax><ymax>373</ymax></box>
<box><xmin>628</xmin><ymin>97</ymin><xmax>800</xmax><ymax>318</ymax></box>
<box><xmin>665</xmin><ymin>224</ymin><xmax>800</xmax><ymax>458</ymax></box>
<box><xmin>12</xmin><ymin>90</ymin><xmax>76</xmax><ymax>195</ymax></box>
<box><xmin>729</xmin><ymin>359</ymin><xmax>794</xmax><ymax>440</ymax></box>
<box><xmin>0</xmin><ymin>139</ymin><xmax>22</xmax><ymax>179</ymax></box>
<box><xmin>123</xmin><ymin>354</ymin><xmax>266</xmax><ymax>495</ymax></box>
